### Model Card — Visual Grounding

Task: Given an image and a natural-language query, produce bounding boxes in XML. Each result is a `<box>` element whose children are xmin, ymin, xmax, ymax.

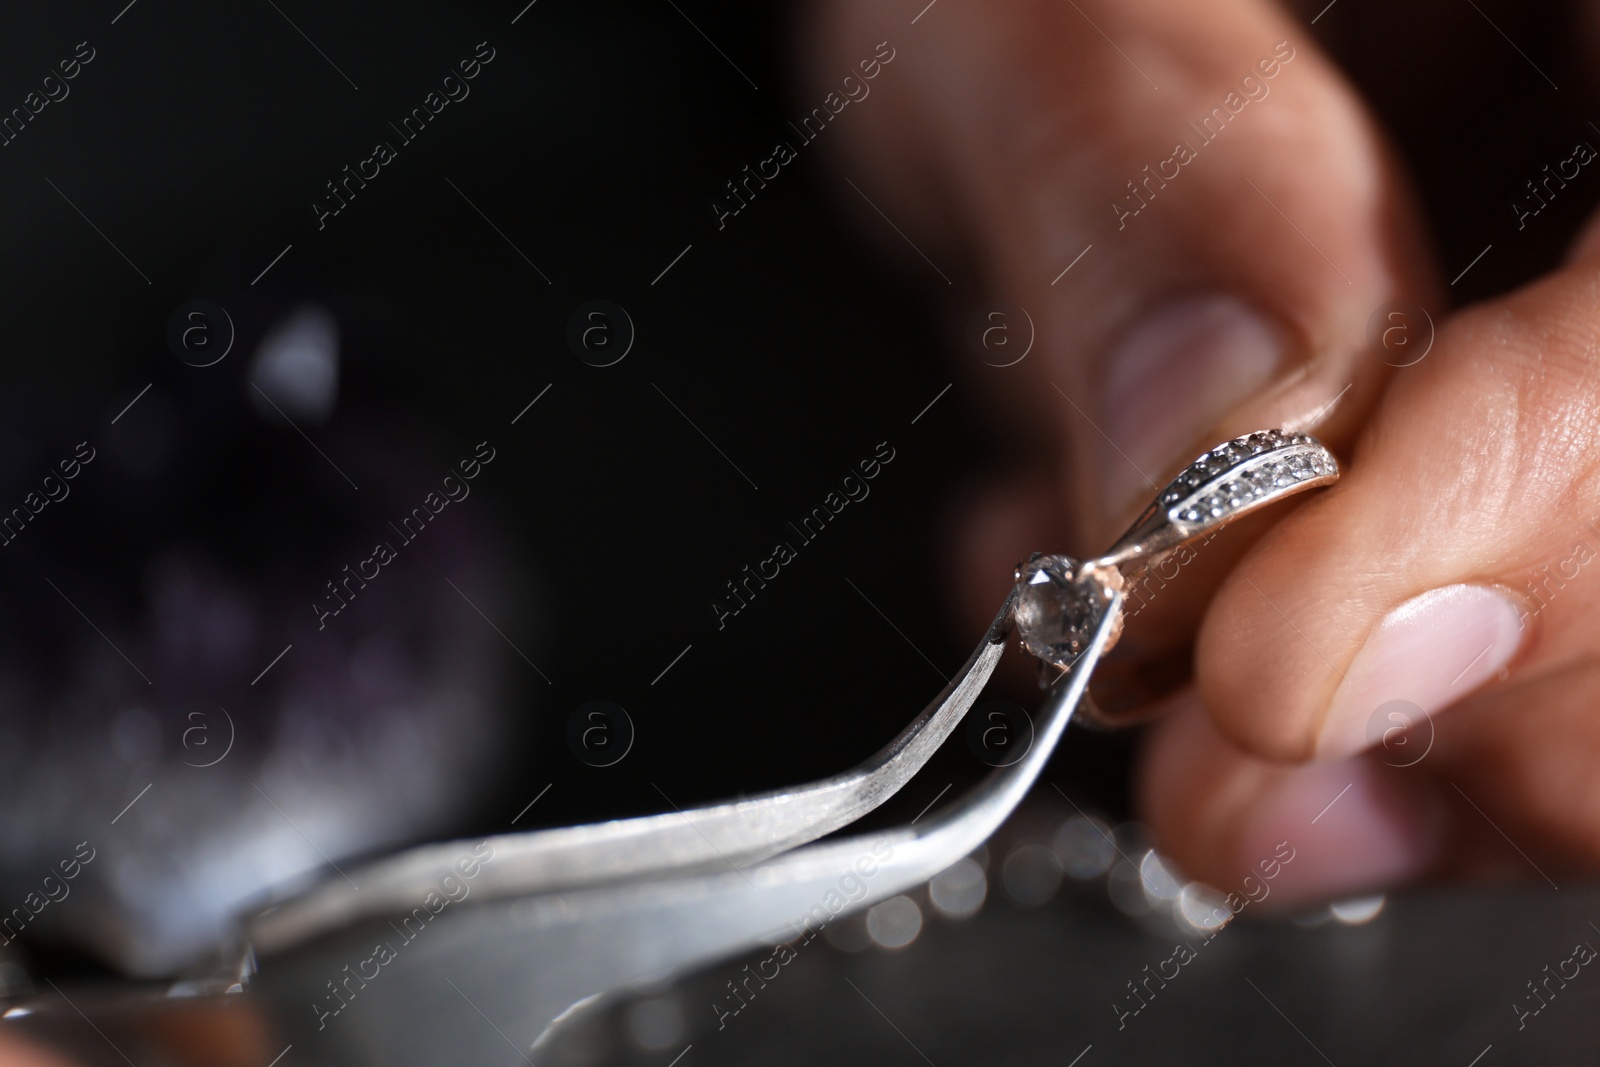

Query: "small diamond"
<box><xmin>1161</xmin><ymin>432</ymin><xmax>1335</xmax><ymax>529</ymax></box>
<box><xmin>1014</xmin><ymin>556</ymin><xmax>1121</xmax><ymax>666</ymax></box>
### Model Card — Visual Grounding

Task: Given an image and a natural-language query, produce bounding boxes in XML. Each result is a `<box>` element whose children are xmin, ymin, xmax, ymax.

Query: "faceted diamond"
<box><xmin>1014</xmin><ymin>556</ymin><xmax>1121</xmax><ymax>666</ymax></box>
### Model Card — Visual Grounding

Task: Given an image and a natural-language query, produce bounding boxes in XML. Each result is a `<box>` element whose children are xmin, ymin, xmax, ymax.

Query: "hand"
<box><xmin>1143</xmin><ymin>224</ymin><xmax>1600</xmax><ymax>903</ymax></box>
<box><xmin>801</xmin><ymin>0</ymin><xmax>1600</xmax><ymax>903</ymax></box>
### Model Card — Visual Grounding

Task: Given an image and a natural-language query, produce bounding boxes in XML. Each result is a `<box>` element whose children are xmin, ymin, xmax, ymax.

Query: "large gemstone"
<box><xmin>1014</xmin><ymin>555</ymin><xmax>1121</xmax><ymax>667</ymax></box>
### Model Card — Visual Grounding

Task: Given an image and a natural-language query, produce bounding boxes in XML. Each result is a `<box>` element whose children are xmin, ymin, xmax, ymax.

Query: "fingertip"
<box><xmin>1230</xmin><ymin>757</ymin><xmax>1442</xmax><ymax>909</ymax></box>
<box><xmin>1313</xmin><ymin>582</ymin><xmax>1527</xmax><ymax>762</ymax></box>
<box><xmin>1140</xmin><ymin>690</ymin><xmax>1442</xmax><ymax>907</ymax></box>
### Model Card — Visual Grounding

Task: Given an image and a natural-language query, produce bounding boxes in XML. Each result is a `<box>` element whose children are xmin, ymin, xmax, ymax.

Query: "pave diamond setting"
<box><xmin>1160</xmin><ymin>430</ymin><xmax>1337</xmax><ymax>529</ymax></box>
<box><xmin>1013</xmin><ymin>555</ymin><xmax>1123</xmax><ymax>668</ymax></box>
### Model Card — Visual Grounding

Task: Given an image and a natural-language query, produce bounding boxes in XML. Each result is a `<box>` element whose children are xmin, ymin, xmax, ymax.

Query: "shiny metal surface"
<box><xmin>1093</xmin><ymin>431</ymin><xmax>1338</xmax><ymax>574</ymax></box>
<box><xmin>248</xmin><ymin>585</ymin><xmax>1120</xmax><ymax>1067</ymax></box>
<box><xmin>248</xmin><ymin>586</ymin><xmax>1019</xmax><ymax>955</ymax></box>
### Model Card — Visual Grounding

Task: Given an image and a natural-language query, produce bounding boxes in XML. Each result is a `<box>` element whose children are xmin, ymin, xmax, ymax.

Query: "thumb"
<box><xmin>800</xmin><ymin>0</ymin><xmax>1440</xmax><ymax>668</ymax></box>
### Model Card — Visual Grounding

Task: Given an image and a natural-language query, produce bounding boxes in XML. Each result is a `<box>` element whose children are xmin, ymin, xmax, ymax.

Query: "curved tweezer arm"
<box><xmin>249</xmin><ymin>586</ymin><xmax>1121</xmax><ymax>1067</ymax></box>
<box><xmin>248</xmin><ymin>586</ymin><xmax>1020</xmax><ymax>953</ymax></box>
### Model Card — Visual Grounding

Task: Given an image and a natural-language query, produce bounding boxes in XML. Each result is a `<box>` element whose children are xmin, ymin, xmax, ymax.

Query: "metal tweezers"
<box><xmin>3</xmin><ymin>430</ymin><xmax>1338</xmax><ymax>1067</ymax></box>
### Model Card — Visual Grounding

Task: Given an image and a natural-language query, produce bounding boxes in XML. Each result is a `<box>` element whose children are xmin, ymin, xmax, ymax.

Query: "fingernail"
<box><xmin>1235</xmin><ymin>759</ymin><xmax>1437</xmax><ymax>908</ymax></box>
<box><xmin>1100</xmin><ymin>295</ymin><xmax>1290</xmax><ymax>520</ymax></box>
<box><xmin>1316</xmin><ymin>584</ymin><xmax>1526</xmax><ymax>762</ymax></box>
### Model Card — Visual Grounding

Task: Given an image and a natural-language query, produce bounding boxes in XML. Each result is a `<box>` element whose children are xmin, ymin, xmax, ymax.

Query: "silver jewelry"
<box><xmin>1015</xmin><ymin>429</ymin><xmax>1337</xmax><ymax>722</ymax></box>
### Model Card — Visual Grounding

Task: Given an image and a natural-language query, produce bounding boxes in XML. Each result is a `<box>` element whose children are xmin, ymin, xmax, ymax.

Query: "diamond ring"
<box><xmin>1015</xmin><ymin>429</ymin><xmax>1338</xmax><ymax>723</ymax></box>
